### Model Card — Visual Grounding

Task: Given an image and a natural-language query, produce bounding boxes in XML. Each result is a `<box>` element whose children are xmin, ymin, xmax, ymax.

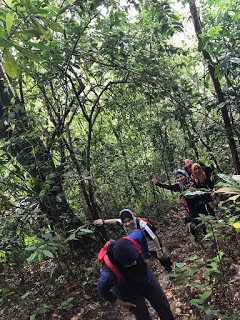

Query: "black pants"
<box><xmin>190</xmin><ymin>201</ymin><xmax>215</xmax><ymax>225</ymax></box>
<box><xmin>121</xmin><ymin>273</ymin><xmax>175</xmax><ymax>320</ymax></box>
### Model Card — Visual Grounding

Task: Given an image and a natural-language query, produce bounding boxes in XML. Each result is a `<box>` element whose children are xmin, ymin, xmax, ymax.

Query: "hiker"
<box><xmin>184</xmin><ymin>159</ymin><xmax>215</xmax><ymax>181</ymax></box>
<box><xmin>93</xmin><ymin>209</ymin><xmax>172</xmax><ymax>272</ymax></box>
<box><xmin>191</xmin><ymin>163</ymin><xmax>215</xmax><ymax>216</ymax></box>
<box><xmin>97</xmin><ymin>229</ymin><xmax>175</xmax><ymax>320</ymax></box>
<box><xmin>152</xmin><ymin>169</ymin><xmax>210</xmax><ymax>240</ymax></box>
<box><xmin>184</xmin><ymin>159</ymin><xmax>192</xmax><ymax>177</ymax></box>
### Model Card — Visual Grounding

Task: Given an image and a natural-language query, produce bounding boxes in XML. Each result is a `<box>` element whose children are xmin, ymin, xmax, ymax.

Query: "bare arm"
<box><xmin>153</xmin><ymin>237</ymin><xmax>163</xmax><ymax>259</ymax></box>
<box><xmin>93</xmin><ymin>218</ymin><xmax>119</xmax><ymax>226</ymax></box>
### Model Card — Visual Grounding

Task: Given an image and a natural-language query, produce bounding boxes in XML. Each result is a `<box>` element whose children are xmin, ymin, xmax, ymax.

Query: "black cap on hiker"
<box><xmin>113</xmin><ymin>238</ymin><xmax>139</xmax><ymax>266</ymax></box>
<box><xmin>120</xmin><ymin>210</ymin><xmax>133</xmax><ymax>223</ymax></box>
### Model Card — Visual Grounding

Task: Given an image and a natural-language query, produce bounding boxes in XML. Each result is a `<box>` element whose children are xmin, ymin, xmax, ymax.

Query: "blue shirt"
<box><xmin>97</xmin><ymin>229</ymin><xmax>152</xmax><ymax>303</ymax></box>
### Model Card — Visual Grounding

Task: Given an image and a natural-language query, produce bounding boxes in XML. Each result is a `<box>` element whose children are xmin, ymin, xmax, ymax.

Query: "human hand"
<box><xmin>115</xmin><ymin>298</ymin><xmax>136</xmax><ymax>309</ymax></box>
<box><xmin>93</xmin><ymin>219</ymin><xmax>104</xmax><ymax>226</ymax></box>
<box><xmin>152</xmin><ymin>175</ymin><xmax>158</xmax><ymax>184</ymax></box>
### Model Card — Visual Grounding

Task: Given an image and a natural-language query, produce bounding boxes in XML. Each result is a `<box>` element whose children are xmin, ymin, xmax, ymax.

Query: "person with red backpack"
<box><xmin>93</xmin><ymin>209</ymin><xmax>172</xmax><ymax>272</ymax></box>
<box><xmin>97</xmin><ymin>229</ymin><xmax>175</xmax><ymax>320</ymax></box>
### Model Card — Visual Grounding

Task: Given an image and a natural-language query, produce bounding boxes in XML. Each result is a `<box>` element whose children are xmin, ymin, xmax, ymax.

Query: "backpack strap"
<box><xmin>138</xmin><ymin>217</ymin><xmax>154</xmax><ymax>228</ymax></box>
<box><xmin>98</xmin><ymin>241</ymin><xmax>124</xmax><ymax>284</ymax></box>
<box><xmin>103</xmin><ymin>255</ymin><xmax>124</xmax><ymax>284</ymax></box>
<box><xmin>136</xmin><ymin>218</ymin><xmax>140</xmax><ymax>229</ymax></box>
<box><xmin>98</xmin><ymin>241</ymin><xmax>112</xmax><ymax>267</ymax></box>
<box><xmin>123</xmin><ymin>236</ymin><xmax>142</xmax><ymax>254</ymax></box>
<box><xmin>98</xmin><ymin>237</ymin><xmax>142</xmax><ymax>285</ymax></box>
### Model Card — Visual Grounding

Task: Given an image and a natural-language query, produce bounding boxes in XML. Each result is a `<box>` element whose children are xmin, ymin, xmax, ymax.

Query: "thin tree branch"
<box><xmin>65</xmin><ymin>10</ymin><xmax>101</xmax><ymax>74</ymax></box>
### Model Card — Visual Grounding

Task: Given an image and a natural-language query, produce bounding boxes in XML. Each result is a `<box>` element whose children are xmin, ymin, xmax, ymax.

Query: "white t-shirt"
<box><xmin>117</xmin><ymin>218</ymin><xmax>157</xmax><ymax>252</ymax></box>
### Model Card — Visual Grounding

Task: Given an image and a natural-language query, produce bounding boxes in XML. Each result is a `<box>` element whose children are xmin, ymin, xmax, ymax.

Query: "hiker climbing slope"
<box><xmin>152</xmin><ymin>169</ymin><xmax>210</xmax><ymax>240</ymax></box>
<box><xmin>94</xmin><ymin>209</ymin><xmax>172</xmax><ymax>272</ymax></box>
<box><xmin>97</xmin><ymin>229</ymin><xmax>175</xmax><ymax>320</ymax></box>
<box><xmin>191</xmin><ymin>162</ymin><xmax>215</xmax><ymax>216</ymax></box>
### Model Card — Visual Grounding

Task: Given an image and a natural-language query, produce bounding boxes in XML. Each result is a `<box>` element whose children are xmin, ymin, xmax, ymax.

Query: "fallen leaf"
<box><xmin>3</xmin><ymin>291</ymin><xmax>15</xmax><ymax>297</ymax></box>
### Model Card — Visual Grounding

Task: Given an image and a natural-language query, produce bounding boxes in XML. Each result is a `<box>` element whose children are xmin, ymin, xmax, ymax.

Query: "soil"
<box><xmin>1</xmin><ymin>206</ymin><xmax>240</xmax><ymax>320</ymax></box>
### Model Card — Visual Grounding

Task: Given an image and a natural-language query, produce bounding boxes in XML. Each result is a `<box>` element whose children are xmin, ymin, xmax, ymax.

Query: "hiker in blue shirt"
<box><xmin>94</xmin><ymin>209</ymin><xmax>172</xmax><ymax>272</ymax></box>
<box><xmin>97</xmin><ymin>229</ymin><xmax>175</xmax><ymax>320</ymax></box>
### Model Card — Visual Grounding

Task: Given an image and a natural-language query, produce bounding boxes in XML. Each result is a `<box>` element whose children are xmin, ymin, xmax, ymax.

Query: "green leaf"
<box><xmin>3</xmin><ymin>48</ymin><xmax>18</xmax><ymax>78</ymax></box>
<box><xmin>66</xmin><ymin>233</ymin><xmax>76</xmax><ymax>241</ymax></box>
<box><xmin>30</xmin><ymin>314</ymin><xmax>36</xmax><ymax>320</ymax></box>
<box><xmin>14</xmin><ymin>44</ymin><xmax>42</xmax><ymax>61</ymax></box>
<box><xmin>188</xmin><ymin>256</ymin><xmax>199</xmax><ymax>261</ymax></box>
<box><xmin>40</xmin><ymin>17</ymin><xmax>64</xmax><ymax>33</ymax></box>
<box><xmin>48</xmin><ymin>20</ymin><xmax>64</xmax><ymax>33</ymax></box>
<box><xmin>200</xmin><ymin>290</ymin><xmax>212</xmax><ymax>300</ymax></box>
<box><xmin>14</xmin><ymin>29</ymin><xmax>43</xmax><ymax>38</ymax></box>
<box><xmin>25</xmin><ymin>41</ymin><xmax>50</xmax><ymax>51</ymax></box>
<box><xmin>78</xmin><ymin>228</ymin><xmax>93</xmax><ymax>234</ymax></box>
<box><xmin>30</xmin><ymin>16</ymin><xmax>48</xmax><ymax>39</ymax></box>
<box><xmin>217</xmin><ymin>187</ymin><xmax>240</xmax><ymax>194</ymax></box>
<box><xmin>27</xmin><ymin>252</ymin><xmax>37</xmax><ymax>262</ymax></box>
<box><xmin>25</xmin><ymin>245</ymin><xmax>37</xmax><ymax>251</ymax></box>
<box><xmin>22</xmin><ymin>0</ymin><xmax>30</xmax><ymax>11</ymax></box>
<box><xmin>229</xmin><ymin>276</ymin><xmax>240</xmax><ymax>284</ymax></box>
<box><xmin>175</xmin><ymin>262</ymin><xmax>185</xmax><ymax>268</ymax></box>
<box><xmin>0</xmin><ymin>36</ymin><xmax>12</xmax><ymax>48</ymax></box>
<box><xmin>43</xmin><ymin>250</ymin><xmax>54</xmax><ymax>258</ymax></box>
<box><xmin>190</xmin><ymin>298</ymin><xmax>202</xmax><ymax>306</ymax></box>
<box><xmin>6</xmin><ymin>13</ymin><xmax>14</xmax><ymax>34</ymax></box>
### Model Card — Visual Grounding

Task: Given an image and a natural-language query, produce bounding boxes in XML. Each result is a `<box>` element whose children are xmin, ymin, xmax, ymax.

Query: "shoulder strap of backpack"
<box><xmin>137</xmin><ymin>217</ymin><xmax>157</xmax><ymax>233</ymax></box>
<box><xmin>123</xmin><ymin>236</ymin><xmax>142</xmax><ymax>254</ymax></box>
<box><xmin>136</xmin><ymin>218</ymin><xmax>140</xmax><ymax>229</ymax></box>
<box><xmin>98</xmin><ymin>241</ymin><xmax>112</xmax><ymax>267</ymax></box>
<box><xmin>103</xmin><ymin>255</ymin><xmax>125</xmax><ymax>284</ymax></box>
<box><xmin>98</xmin><ymin>241</ymin><xmax>124</xmax><ymax>284</ymax></box>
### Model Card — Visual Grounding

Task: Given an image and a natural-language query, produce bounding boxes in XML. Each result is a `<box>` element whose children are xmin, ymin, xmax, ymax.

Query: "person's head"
<box><xmin>176</xmin><ymin>169</ymin><xmax>187</xmax><ymax>185</ymax></box>
<box><xmin>192</xmin><ymin>163</ymin><xmax>205</xmax><ymax>183</ymax></box>
<box><xmin>192</xmin><ymin>163</ymin><xmax>202</xmax><ymax>174</ymax></box>
<box><xmin>185</xmin><ymin>159</ymin><xmax>192</xmax><ymax>168</ymax></box>
<box><xmin>112</xmin><ymin>237</ymin><xmax>140</xmax><ymax>267</ymax></box>
<box><xmin>120</xmin><ymin>209</ymin><xmax>134</xmax><ymax>229</ymax></box>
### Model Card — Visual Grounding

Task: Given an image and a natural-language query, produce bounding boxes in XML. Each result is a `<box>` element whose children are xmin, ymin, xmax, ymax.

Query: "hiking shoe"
<box><xmin>188</xmin><ymin>222</ymin><xmax>197</xmax><ymax>235</ymax></box>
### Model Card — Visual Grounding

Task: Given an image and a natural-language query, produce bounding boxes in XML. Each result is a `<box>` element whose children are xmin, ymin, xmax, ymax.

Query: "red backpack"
<box><xmin>98</xmin><ymin>237</ymin><xmax>142</xmax><ymax>284</ymax></box>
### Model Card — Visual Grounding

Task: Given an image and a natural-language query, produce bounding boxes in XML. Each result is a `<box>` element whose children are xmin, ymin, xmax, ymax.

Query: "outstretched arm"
<box><xmin>152</xmin><ymin>175</ymin><xmax>180</xmax><ymax>191</ymax></box>
<box><xmin>93</xmin><ymin>218</ymin><xmax>119</xmax><ymax>226</ymax></box>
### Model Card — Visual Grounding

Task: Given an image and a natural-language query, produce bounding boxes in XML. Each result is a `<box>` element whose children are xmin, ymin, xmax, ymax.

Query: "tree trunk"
<box><xmin>0</xmin><ymin>65</ymin><xmax>84</xmax><ymax>241</ymax></box>
<box><xmin>189</xmin><ymin>1</ymin><xmax>240</xmax><ymax>173</ymax></box>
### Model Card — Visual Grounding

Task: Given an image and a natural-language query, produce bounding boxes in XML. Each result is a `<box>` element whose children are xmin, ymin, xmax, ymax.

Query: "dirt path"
<box><xmin>83</xmin><ymin>207</ymin><xmax>240</xmax><ymax>320</ymax></box>
<box><xmin>3</xmin><ymin>206</ymin><xmax>239</xmax><ymax>320</ymax></box>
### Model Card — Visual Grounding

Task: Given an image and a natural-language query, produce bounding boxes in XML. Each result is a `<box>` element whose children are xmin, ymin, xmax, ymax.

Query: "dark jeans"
<box><xmin>121</xmin><ymin>273</ymin><xmax>175</xmax><ymax>320</ymax></box>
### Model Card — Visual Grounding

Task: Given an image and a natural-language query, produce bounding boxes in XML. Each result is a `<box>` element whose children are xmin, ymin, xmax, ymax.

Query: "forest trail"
<box><xmin>3</xmin><ymin>206</ymin><xmax>240</xmax><ymax>320</ymax></box>
<box><xmin>85</xmin><ymin>206</ymin><xmax>240</xmax><ymax>320</ymax></box>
